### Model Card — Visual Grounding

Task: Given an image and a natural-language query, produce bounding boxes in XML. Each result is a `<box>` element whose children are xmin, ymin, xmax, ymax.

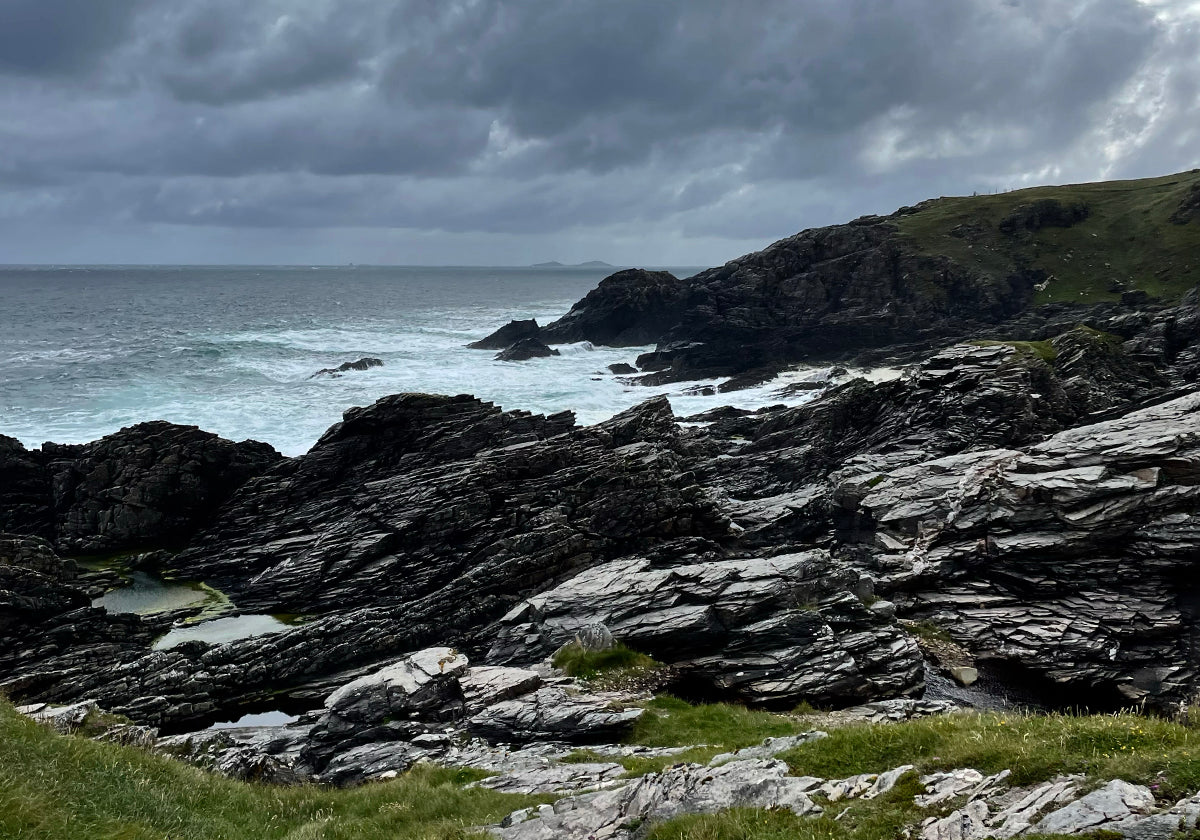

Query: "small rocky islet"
<box><xmin>6</xmin><ymin>171</ymin><xmax>1200</xmax><ymax>838</ymax></box>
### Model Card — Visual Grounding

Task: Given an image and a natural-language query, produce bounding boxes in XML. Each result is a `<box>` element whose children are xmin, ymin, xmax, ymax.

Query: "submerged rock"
<box><xmin>309</xmin><ymin>357</ymin><xmax>383</xmax><ymax>378</ymax></box>
<box><xmin>494</xmin><ymin>338</ymin><xmax>560</xmax><ymax>361</ymax></box>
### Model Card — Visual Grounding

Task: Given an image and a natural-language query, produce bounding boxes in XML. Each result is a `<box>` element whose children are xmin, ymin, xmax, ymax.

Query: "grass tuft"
<box><xmin>551</xmin><ymin>641</ymin><xmax>660</xmax><ymax>681</ymax></box>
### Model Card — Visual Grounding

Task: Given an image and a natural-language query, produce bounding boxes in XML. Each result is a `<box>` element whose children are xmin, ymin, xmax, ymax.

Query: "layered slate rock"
<box><xmin>0</xmin><ymin>424</ymin><xmax>281</xmax><ymax>554</ymax></box>
<box><xmin>0</xmin><ymin>436</ymin><xmax>54</xmax><ymax>538</ymax></box>
<box><xmin>837</xmin><ymin>390</ymin><xmax>1200</xmax><ymax>706</ymax></box>
<box><xmin>302</xmin><ymin>647</ymin><xmax>470</xmax><ymax>775</ymax></box>
<box><xmin>0</xmin><ymin>396</ymin><xmax>736</xmax><ymax>726</ymax></box>
<box><xmin>467</xmin><ymin>687</ymin><xmax>644</xmax><ymax>744</ymax></box>
<box><xmin>171</xmin><ymin>393</ymin><xmax>728</xmax><ymax>619</ymax></box>
<box><xmin>487</xmin><ymin>551</ymin><xmax>922</xmax><ymax>708</ymax></box>
<box><xmin>493</xmin><ymin>759</ymin><xmax>824</xmax><ymax>840</ymax></box>
<box><xmin>0</xmin><ymin>535</ymin><xmax>160</xmax><ymax>701</ymax></box>
<box><xmin>685</xmin><ymin>337</ymin><xmax>1166</xmax><ymax>553</ymax></box>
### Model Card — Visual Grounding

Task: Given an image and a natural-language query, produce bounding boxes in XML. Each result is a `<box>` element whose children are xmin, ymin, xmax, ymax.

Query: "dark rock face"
<box><xmin>44</xmin><ymin>422</ymin><xmax>283</xmax><ymax>554</ymax></box>
<box><xmin>0</xmin><ymin>534</ymin><xmax>157</xmax><ymax>699</ymax></box>
<box><xmin>1170</xmin><ymin>183</ymin><xmax>1200</xmax><ymax>225</ymax></box>
<box><xmin>170</xmin><ymin>394</ymin><xmax>726</xmax><ymax>619</ymax></box>
<box><xmin>309</xmin><ymin>357</ymin><xmax>383</xmax><ymax>378</ymax></box>
<box><xmin>998</xmin><ymin>199</ymin><xmax>1089</xmax><ymax>235</ymax></box>
<box><xmin>494</xmin><ymin>338</ymin><xmax>561</xmax><ymax>361</ymax></box>
<box><xmin>0</xmin><ymin>424</ymin><xmax>281</xmax><ymax>555</ymax></box>
<box><xmin>0</xmin><ymin>436</ymin><xmax>53</xmax><ymax>539</ymax></box>
<box><xmin>837</xmin><ymin>390</ymin><xmax>1200</xmax><ymax>706</ymax></box>
<box><xmin>539</xmin><ymin>269</ymin><xmax>689</xmax><ymax>346</ymax></box>
<box><xmin>468</xmin><ymin>319</ymin><xmax>541</xmax><ymax>350</ymax></box>
<box><xmin>0</xmin><ymin>534</ymin><xmax>89</xmax><ymax>635</ymax></box>
<box><xmin>608</xmin><ymin>363</ymin><xmax>638</xmax><ymax>375</ymax></box>
<box><xmin>488</xmin><ymin>551</ymin><xmax>922</xmax><ymax>709</ymax></box>
<box><xmin>486</xmin><ymin>224</ymin><xmax>1038</xmax><ymax>384</ymax></box>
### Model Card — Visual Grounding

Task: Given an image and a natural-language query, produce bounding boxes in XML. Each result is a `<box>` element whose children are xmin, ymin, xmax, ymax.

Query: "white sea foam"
<box><xmin>0</xmin><ymin>265</ymin><xmax>875</xmax><ymax>456</ymax></box>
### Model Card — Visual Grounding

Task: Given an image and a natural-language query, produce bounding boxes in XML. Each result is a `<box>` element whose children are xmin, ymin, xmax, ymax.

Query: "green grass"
<box><xmin>893</xmin><ymin>169</ymin><xmax>1200</xmax><ymax>303</ymax></box>
<box><xmin>0</xmin><ymin>700</ymin><xmax>545</xmax><ymax>840</ymax></box>
<box><xmin>969</xmin><ymin>339</ymin><xmax>1058</xmax><ymax>363</ymax></box>
<box><xmin>630</xmin><ymin>696</ymin><xmax>807</xmax><ymax>749</ymax></box>
<box><xmin>551</xmin><ymin>641</ymin><xmax>660</xmax><ymax>681</ymax></box>
<box><xmin>15</xmin><ymin>688</ymin><xmax>1200</xmax><ymax>840</ymax></box>
<box><xmin>778</xmin><ymin>710</ymin><xmax>1200</xmax><ymax>798</ymax></box>
<box><xmin>562</xmin><ymin>696</ymin><xmax>813</xmax><ymax>775</ymax></box>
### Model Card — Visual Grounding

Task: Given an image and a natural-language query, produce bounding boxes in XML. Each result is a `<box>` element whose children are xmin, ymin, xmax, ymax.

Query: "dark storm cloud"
<box><xmin>0</xmin><ymin>0</ymin><xmax>1197</xmax><ymax>264</ymax></box>
<box><xmin>0</xmin><ymin>0</ymin><xmax>147</xmax><ymax>76</ymax></box>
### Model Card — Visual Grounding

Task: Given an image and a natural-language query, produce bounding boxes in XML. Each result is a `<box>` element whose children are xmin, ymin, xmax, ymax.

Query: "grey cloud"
<box><xmin>0</xmin><ymin>0</ymin><xmax>147</xmax><ymax>76</ymax></box>
<box><xmin>0</xmin><ymin>0</ymin><xmax>1197</xmax><ymax>265</ymax></box>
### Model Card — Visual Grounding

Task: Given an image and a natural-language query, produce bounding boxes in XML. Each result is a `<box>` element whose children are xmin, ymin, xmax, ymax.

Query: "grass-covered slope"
<box><xmin>893</xmin><ymin>169</ymin><xmax>1200</xmax><ymax>304</ymax></box>
<box><xmin>0</xmin><ymin>700</ymin><xmax>542</xmax><ymax>840</ymax></box>
<box><xmin>10</xmin><ymin>693</ymin><xmax>1200</xmax><ymax>840</ymax></box>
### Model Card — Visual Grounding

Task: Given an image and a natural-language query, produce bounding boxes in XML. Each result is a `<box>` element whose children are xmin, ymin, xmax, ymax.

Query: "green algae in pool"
<box><xmin>153</xmin><ymin>614</ymin><xmax>292</xmax><ymax>649</ymax></box>
<box><xmin>91</xmin><ymin>570</ymin><xmax>218</xmax><ymax>615</ymax></box>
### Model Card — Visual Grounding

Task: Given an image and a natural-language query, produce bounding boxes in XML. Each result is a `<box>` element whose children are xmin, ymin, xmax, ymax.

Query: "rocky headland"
<box><xmin>5</xmin><ymin>170</ymin><xmax>1200</xmax><ymax>837</ymax></box>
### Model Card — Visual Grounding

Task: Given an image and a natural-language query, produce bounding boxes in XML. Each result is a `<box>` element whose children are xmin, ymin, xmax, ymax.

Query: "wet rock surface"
<box><xmin>309</xmin><ymin>357</ymin><xmax>383</xmax><ymax>378</ymax></box>
<box><xmin>494</xmin><ymin>338</ymin><xmax>560</xmax><ymax>361</ymax></box>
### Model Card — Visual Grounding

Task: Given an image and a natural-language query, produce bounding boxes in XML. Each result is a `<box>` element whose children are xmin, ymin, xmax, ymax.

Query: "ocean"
<box><xmin>0</xmin><ymin>265</ymin><xmax>832</xmax><ymax>456</ymax></box>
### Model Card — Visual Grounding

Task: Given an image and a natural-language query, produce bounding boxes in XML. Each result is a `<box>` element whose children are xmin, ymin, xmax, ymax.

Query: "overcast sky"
<box><xmin>1</xmin><ymin>0</ymin><xmax>1198</xmax><ymax>266</ymax></box>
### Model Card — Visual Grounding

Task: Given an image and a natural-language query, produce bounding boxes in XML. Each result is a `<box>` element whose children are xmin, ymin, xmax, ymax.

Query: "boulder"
<box><xmin>309</xmin><ymin>357</ymin><xmax>383</xmax><ymax>378</ymax></box>
<box><xmin>468</xmin><ymin>319</ymin><xmax>541</xmax><ymax>350</ymax></box>
<box><xmin>468</xmin><ymin>687</ymin><xmax>643</xmax><ymax>745</ymax></box>
<box><xmin>494</xmin><ymin>338</ymin><xmax>560</xmax><ymax>361</ymax></box>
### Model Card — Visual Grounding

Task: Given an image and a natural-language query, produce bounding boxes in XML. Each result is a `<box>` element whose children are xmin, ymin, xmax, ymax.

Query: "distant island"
<box><xmin>530</xmin><ymin>260</ymin><xmax>614</xmax><ymax>268</ymax></box>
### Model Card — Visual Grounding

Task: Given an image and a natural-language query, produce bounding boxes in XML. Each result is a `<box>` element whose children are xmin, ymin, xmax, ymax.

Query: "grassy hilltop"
<box><xmin>893</xmin><ymin>169</ymin><xmax>1200</xmax><ymax>304</ymax></box>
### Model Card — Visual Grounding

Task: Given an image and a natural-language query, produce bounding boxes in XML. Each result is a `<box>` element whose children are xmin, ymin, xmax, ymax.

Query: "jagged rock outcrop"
<box><xmin>0</xmin><ymin>424</ymin><xmax>281</xmax><ymax>554</ymax></box>
<box><xmin>538</xmin><ymin>269</ymin><xmax>691</xmax><ymax>347</ymax></box>
<box><xmin>171</xmin><ymin>394</ymin><xmax>727</xmax><ymax>619</ymax></box>
<box><xmin>0</xmin><ymin>435</ymin><xmax>53</xmax><ymax>538</ymax></box>
<box><xmin>302</xmin><ymin>647</ymin><xmax>469</xmax><ymax>772</ymax></box>
<box><xmin>468</xmin><ymin>687</ymin><xmax>644</xmax><ymax>744</ymax></box>
<box><xmin>494</xmin><ymin>338</ymin><xmax>560</xmax><ymax>361</ymax></box>
<box><xmin>836</xmin><ymin>389</ymin><xmax>1200</xmax><ymax>707</ymax></box>
<box><xmin>0</xmin><ymin>535</ymin><xmax>162</xmax><ymax>699</ymax></box>
<box><xmin>44</xmin><ymin>422</ymin><xmax>282</xmax><ymax>554</ymax></box>
<box><xmin>488</xmin><ymin>551</ymin><xmax>923</xmax><ymax>708</ymax></box>
<box><xmin>481</xmin><ymin>221</ymin><xmax>1039</xmax><ymax>383</ymax></box>
<box><xmin>468</xmin><ymin>318</ymin><xmax>541</xmax><ymax>350</ymax></box>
